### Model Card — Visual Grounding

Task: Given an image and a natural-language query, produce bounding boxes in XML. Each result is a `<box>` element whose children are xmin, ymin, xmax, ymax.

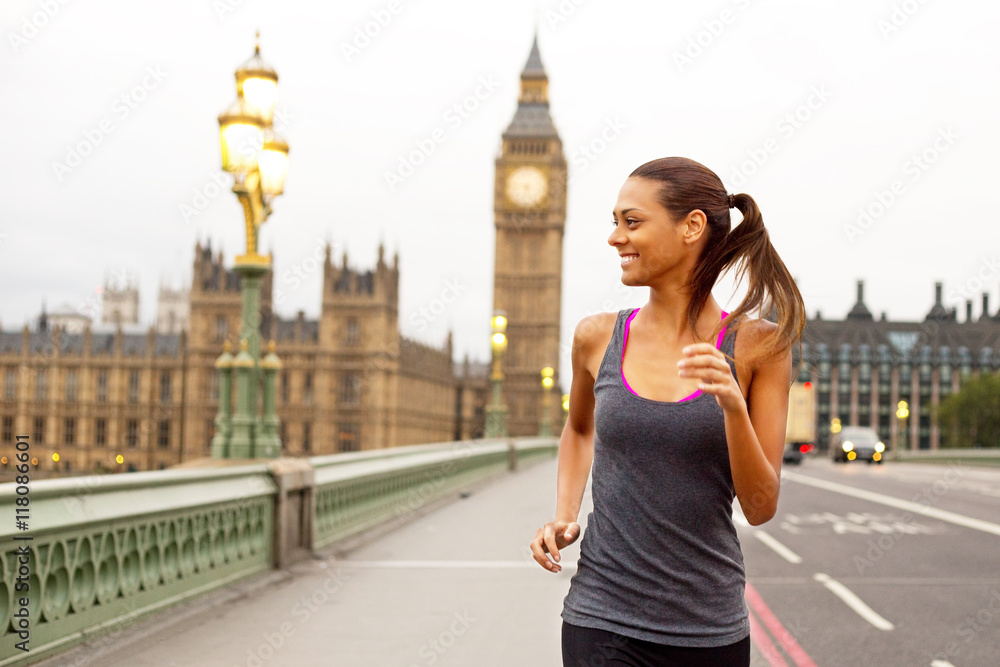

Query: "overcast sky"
<box><xmin>3</xmin><ymin>0</ymin><xmax>999</xmax><ymax>378</ymax></box>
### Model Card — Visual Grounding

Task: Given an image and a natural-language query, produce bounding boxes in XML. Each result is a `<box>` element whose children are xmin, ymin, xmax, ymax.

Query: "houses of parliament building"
<box><xmin>0</xmin><ymin>38</ymin><xmax>568</xmax><ymax>475</ymax></box>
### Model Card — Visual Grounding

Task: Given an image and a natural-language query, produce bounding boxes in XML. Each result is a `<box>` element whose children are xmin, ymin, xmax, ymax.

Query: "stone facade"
<box><xmin>797</xmin><ymin>280</ymin><xmax>1000</xmax><ymax>451</ymax></box>
<box><xmin>0</xmin><ymin>241</ymin><xmax>488</xmax><ymax>476</ymax></box>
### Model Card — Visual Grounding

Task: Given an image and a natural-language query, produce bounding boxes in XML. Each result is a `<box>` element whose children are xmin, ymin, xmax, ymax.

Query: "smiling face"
<box><xmin>608</xmin><ymin>176</ymin><xmax>707</xmax><ymax>289</ymax></box>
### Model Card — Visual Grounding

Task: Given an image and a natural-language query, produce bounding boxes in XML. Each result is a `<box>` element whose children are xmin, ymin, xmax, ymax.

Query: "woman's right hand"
<box><xmin>529</xmin><ymin>520</ymin><xmax>581</xmax><ymax>573</ymax></box>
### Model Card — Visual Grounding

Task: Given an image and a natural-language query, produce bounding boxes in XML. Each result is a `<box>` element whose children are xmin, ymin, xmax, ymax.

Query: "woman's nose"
<box><xmin>608</xmin><ymin>223</ymin><xmax>624</xmax><ymax>246</ymax></box>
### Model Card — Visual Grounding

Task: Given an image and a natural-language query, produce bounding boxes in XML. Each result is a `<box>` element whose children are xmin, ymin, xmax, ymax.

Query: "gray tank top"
<box><xmin>561</xmin><ymin>307</ymin><xmax>750</xmax><ymax>647</ymax></box>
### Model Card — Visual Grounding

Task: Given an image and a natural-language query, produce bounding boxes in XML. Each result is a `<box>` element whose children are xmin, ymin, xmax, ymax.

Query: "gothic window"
<box><xmin>128</xmin><ymin>371</ymin><xmax>140</xmax><ymax>404</ymax></box>
<box><xmin>96</xmin><ymin>369</ymin><xmax>108</xmax><ymax>403</ymax></box>
<box><xmin>35</xmin><ymin>370</ymin><xmax>47</xmax><ymax>401</ymax></box>
<box><xmin>302</xmin><ymin>422</ymin><xmax>312</xmax><ymax>453</ymax></box>
<box><xmin>340</xmin><ymin>373</ymin><xmax>361</xmax><ymax>405</ymax></box>
<box><xmin>338</xmin><ymin>423</ymin><xmax>360</xmax><ymax>452</ymax></box>
<box><xmin>158</xmin><ymin>421</ymin><xmax>170</xmax><ymax>449</ymax></box>
<box><xmin>64</xmin><ymin>417</ymin><xmax>75</xmax><ymax>445</ymax></box>
<box><xmin>126</xmin><ymin>419</ymin><xmax>139</xmax><ymax>448</ymax></box>
<box><xmin>345</xmin><ymin>317</ymin><xmax>360</xmax><ymax>345</ymax></box>
<box><xmin>4</xmin><ymin>367</ymin><xmax>15</xmax><ymax>400</ymax></box>
<box><xmin>95</xmin><ymin>418</ymin><xmax>107</xmax><ymax>447</ymax></box>
<box><xmin>303</xmin><ymin>372</ymin><xmax>313</xmax><ymax>405</ymax></box>
<box><xmin>159</xmin><ymin>372</ymin><xmax>171</xmax><ymax>404</ymax></box>
<box><xmin>65</xmin><ymin>369</ymin><xmax>78</xmax><ymax>402</ymax></box>
<box><xmin>215</xmin><ymin>315</ymin><xmax>227</xmax><ymax>343</ymax></box>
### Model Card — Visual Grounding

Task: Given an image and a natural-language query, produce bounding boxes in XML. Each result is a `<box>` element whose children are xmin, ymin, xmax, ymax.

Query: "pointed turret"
<box><xmin>847</xmin><ymin>280</ymin><xmax>873</xmax><ymax>321</ymax></box>
<box><xmin>503</xmin><ymin>34</ymin><xmax>558</xmax><ymax>139</ymax></box>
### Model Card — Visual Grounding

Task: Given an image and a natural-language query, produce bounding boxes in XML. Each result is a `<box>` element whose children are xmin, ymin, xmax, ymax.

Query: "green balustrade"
<box><xmin>0</xmin><ymin>437</ymin><xmax>557</xmax><ymax>664</ymax></box>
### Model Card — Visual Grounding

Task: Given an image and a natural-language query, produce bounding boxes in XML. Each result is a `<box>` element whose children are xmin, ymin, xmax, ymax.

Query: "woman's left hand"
<box><xmin>677</xmin><ymin>343</ymin><xmax>746</xmax><ymax>414</ymax></box>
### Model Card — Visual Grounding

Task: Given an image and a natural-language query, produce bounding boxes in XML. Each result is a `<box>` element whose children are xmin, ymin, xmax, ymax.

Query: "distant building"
<box><xmin>101</xmin><ymin>274</ymin><xmax>139</xmax><ymax>326</ymax></box>
<box><xmin>0</xmin><ymin>241</ymin><xmax>490</xmax><ymax>475</ymax></box>
<box><xmin>797</xmin><ymin>280</ymin><xmax>1000</xmax><ymax>451</ymax></box>
<box><xmin>47</xmin><ymin>303</ymin><xmax>91</xmax><ymax>335</ymax></box>
<box><xmin>156</xmin><ymin>286</ymin><xmax>189</xmax><ymax>335</ymax></box>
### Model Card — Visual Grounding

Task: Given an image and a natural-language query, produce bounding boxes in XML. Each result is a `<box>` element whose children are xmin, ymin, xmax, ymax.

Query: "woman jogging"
<box><xmin>528</xmin><ymin>157</ymin><xmax>806</xmax><ymax>666</ymax></box>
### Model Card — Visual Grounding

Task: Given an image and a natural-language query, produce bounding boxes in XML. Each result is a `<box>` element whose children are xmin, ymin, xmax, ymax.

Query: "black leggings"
<box><xmin>562</xmin><ymin>621</ymin><xmax>750</xmax><ymax>667</ymax></box>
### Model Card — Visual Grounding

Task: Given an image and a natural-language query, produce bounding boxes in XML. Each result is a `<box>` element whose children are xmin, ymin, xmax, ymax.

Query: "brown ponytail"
<box><xmin>629</xmin><ymin>157</ymin><xmax>806</xmax><ymax>357</ymax></box>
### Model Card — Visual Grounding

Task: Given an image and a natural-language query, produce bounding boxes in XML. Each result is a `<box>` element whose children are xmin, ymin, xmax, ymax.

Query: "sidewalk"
<box><xmin>39</xmin><ymin>456</ymin><xmax>767</xmax><ymax>666</ymax></box>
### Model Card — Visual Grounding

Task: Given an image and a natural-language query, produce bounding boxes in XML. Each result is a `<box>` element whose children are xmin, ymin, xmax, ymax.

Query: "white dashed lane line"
<box><xmin>753</xmin><ymin>530</ymin><xmax>803</xmax><ymax>564</ymax></box>
<box><xmin>813</xmin><ymin>572</ymin><xmax>895</xmax><ymax>631</ymax></box>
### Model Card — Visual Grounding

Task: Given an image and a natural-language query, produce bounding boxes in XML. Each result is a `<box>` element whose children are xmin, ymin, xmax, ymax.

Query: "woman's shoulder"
<box><xmin>571</xmin><ymin>311</ymin><xmax>622</xmax><ymax>353</ymax></box>
<box><xmin>733</xmin><ymin>316</ymin><xmax>790</xmax><ymax>370</ymax></box>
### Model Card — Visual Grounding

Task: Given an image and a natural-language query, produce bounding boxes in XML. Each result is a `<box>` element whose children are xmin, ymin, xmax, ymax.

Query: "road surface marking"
<box><xmin>783</xmin><ymin>471</ymin><xmax>1000</xmax><ymax>538</ymax></box>
<box><xmin>328</xmin><ymin>559</ymin><xmax>577</xmax><ymax>569</ymax></box>
<box><xmin>747</xmin><ymin>607</ymin><xmax>789</xmax><ymax>667</ymax></box>
<box><xmin>813</xmin><ymin>573</ymin><xmax>894</xmax><ymax>630</ymax></box>
<box><xmin>754</xmin><ymin>531</ymin><xmax>803</xmax><ymax>564</ymax></box>
<box><xmin>930</xmin><ymin>661</ymin><xmax>956</xmax><ymax>667</ymax></box>
<box><xmin>745</xmin><ymin>582</ymin><xmax>818</xmax><ymax>667</ymax></box>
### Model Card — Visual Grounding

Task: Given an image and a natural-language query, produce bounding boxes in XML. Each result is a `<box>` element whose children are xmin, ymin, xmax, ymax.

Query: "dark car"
<box><xmin>782</xmin><ymin>442</ymin><xmax>815</xmax><ymax>465</ymax></box>
<box><xmin>831</xmin><ymin>426</ymin><xmax>885</xmax><ymax>464</ymax></box>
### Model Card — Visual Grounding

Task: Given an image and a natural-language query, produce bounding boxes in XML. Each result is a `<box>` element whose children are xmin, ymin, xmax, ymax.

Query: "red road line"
<box><xmin>746</xmin><ymin>582</ymin><xmax>818</xmax><ymax>667</ymax></box>
<box><xmin>748</xmin><ymin>606</ymin><xmax>789</xmax><ymax>667</ymax></box>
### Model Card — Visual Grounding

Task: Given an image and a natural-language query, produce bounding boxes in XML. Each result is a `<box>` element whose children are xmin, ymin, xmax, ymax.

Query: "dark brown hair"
<box><xmin>629</xmin><ymin>156</ymin><xmax>805</xmax><ymax>357</ymax></box>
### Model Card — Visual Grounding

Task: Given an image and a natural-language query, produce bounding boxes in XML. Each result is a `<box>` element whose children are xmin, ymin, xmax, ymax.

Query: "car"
<box><xmin>830</xmin><ymin>426</ymin><xmax>886</xmax><ymax>464</ymax></box>
<box><xmin>782</xmin><ymin>442</ymin><xmax>815</xmax><ymax>465</ymax></box>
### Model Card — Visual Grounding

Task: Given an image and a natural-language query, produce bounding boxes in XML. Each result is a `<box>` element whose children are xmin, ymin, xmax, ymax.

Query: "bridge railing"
<box><xmin>0</xmin><ymin>437</ymin><xmax>557</xmax><ymax>664</ymax></box>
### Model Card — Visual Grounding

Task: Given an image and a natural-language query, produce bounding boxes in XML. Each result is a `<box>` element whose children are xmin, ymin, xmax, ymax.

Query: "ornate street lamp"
<box><xmin>896</xmin><ymin>400</ymin><xmax>909</xmax><ymax>455</ymax></box>
<box><xmin>539</xmin><ymin>366</ymin><xmax>554</xmax><ymax>437</ymax></box>
<box><xmin>485</xmin><ymin>312</ymin><xmax>508</xmax><ymax>438</ymax></box>
<box><xmin>212</xmin><ymin>32</ymin><xmax>287</xmax><ymax>459</ymax></box>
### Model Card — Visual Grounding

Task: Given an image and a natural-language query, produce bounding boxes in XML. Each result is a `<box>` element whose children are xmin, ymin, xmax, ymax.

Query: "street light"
<box><xmin>539</xmin><ymin>366</ymin><xmax>554</xmax><ymax>437</ymax></box>
<box><xmin>485</xmin><ymin>312</ymin><xmax>508</xmax><ymax>438</ymax></box>
<box><xmin>212</xmin><ymin>32</ymin><xmax>287</xmax><ymax>459</ymax></box>
<box><xmin>896</xmin><ymin>400</ymin><xmax>909</xmax><ymax>454</ymax></box>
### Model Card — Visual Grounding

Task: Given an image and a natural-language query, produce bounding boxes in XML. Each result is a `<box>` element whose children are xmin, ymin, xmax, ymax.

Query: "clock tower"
<box><xmin>493</xmin><ymin>35</ymin><xmax>567</xmax><ymax>437</ymax></box>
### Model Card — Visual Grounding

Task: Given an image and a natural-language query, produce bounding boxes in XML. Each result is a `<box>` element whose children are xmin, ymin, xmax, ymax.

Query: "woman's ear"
<box><xmin>682</xmin><ymin>209</ymin><xmax>708</xmax><ymax>245</ymax></box>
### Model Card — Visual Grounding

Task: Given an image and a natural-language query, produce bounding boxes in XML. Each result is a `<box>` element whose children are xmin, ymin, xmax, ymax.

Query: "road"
<box><xmin>37</xmin><ymin>456</ymin><xmax>1000</xmax><ymax>666</ymax></box>
<box><xmin>741</xmin><ymin>457</ymin><xmax>1000</xmax><ymax>667</ymax></box>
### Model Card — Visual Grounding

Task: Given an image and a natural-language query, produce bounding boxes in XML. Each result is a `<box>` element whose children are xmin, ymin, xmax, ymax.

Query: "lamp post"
<box><xmin>485</xmin><ymin>313</ymin><xmax>508</xmax><ymax>438</ymax></box>
<box><xmin>539</xmin><ymin>366</ymin><xmax>554</xmax><ymax>437</ymax></box>
<box><xmin>896</xmin><ymin>400</ymin><xmax>909</xmax><ymax>456</ymax></box>
<box><xmin>212</xmin><ymin>32</ymin><xmax>289</xmax><ymax>459</ymax></box>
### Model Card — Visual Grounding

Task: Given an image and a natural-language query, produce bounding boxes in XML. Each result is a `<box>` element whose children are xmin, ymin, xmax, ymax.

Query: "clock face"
<box><xmin>505</xmin><ymin>166</ymin><xmax>548</xmax><ymax>207</ymax></box>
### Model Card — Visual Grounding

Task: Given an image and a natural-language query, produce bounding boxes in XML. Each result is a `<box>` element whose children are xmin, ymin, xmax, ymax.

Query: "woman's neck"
<box><xmin>638</xmin><ymin>287</ymin><xmax>722</xmax><ymax>345</ymax></box>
